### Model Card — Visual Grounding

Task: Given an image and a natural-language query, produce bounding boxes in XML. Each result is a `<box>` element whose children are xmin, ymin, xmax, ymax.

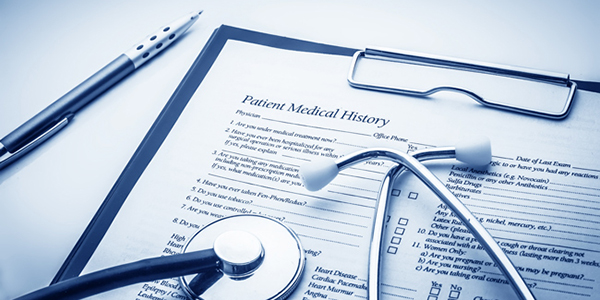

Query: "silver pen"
<box><xmin>0</xmin><ymin>10</ymin><xmax>203</xmax><ymax>170</ymax></box>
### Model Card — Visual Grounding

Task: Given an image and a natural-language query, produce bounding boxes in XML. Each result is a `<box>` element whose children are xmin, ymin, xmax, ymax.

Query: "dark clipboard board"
<box><xmin>52</xmin><ymin>25</ymin><xmax>357</xmax><ymax>283</ymax></box>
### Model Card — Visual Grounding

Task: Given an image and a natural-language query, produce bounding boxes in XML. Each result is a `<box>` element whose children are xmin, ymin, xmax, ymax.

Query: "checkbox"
<box><xmin>427</xmin><ymin>296</ymin><xmax>438</xmax><ymax>300</ymax></box>
<box><xmin>398</xmin><ymin>218</ymin><xmax>408</xmax><ymax>226</ymax></box>
<box><xmin>449</xmin><ymin>290</ymin><xmax>460</xmax><ymax>299</ymax></box>
<box><xmin>408</xmin><ymin>192</ymin><xmax>418</xmax><ymax>199</ymax></box>
<box><xmin>387</xmin><ymin>246</ymin><xmax>398</xmax><ymax>254</ymax></box>
<box><xmin>429</xmin><ymin>287</ymin><xmax>441</xmax><ymax>295</ymax></box>
<box><xmin>395</xmin><ymin>227</ymin><xmax>405</xmax><ymax>235</ymax></box>
<box><xmin>391</xmin><ymin>189</ymin><xmax>401</xmax><ymax>196</ymax></box>
<box><xmin>391</xmin><ymin>236</ymin><xmax>401</xmax><ymax>244</ymax></box>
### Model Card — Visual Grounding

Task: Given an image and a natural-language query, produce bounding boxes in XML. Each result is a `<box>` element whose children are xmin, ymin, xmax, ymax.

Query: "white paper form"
<box><xmin>81</xmin><ymin>40</ymin><xmax>600</xmax><ymax>300</ymax></box>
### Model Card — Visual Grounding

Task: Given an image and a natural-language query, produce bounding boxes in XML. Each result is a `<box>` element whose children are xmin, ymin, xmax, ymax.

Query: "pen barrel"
<box><xmin>1</xmin><ymin>54</ymin><xmax>135</xmax><ymax>152</ymax></box>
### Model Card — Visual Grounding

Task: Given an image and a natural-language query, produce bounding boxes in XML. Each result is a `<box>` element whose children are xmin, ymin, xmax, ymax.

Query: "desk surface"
<box><xmin>0</xmin><ymin>0</ymin><xmax>598</xmax><ymax>298</ymax></box>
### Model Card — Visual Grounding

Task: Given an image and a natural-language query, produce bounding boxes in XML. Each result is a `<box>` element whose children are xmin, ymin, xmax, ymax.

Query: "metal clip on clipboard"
<box><xmin>348</xmin><ymin>47</ymin><xmax>577</xmax><ymax>119</ymax></box>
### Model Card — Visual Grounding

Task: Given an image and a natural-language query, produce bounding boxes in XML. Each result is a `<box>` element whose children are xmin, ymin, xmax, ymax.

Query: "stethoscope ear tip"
<box><xmin>300</xmin><ymin>157</ymin><xmax>339</xmax><ymax>191</ymax></box>
<box><xmin>455</xmin><ymin>135</ymin><xmax>492</xmax><ymax>166</ymax></box>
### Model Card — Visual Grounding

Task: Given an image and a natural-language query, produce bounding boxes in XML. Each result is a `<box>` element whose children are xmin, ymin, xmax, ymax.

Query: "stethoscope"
<box><xmin>15</xmin><ymin>137</ymin><xmax>536</xmax><ymax>300</ymax></box>
<box><xmin>300</xmin><ymin>136</ymin><xmax>535</xmax><ymax>300</ymax></box>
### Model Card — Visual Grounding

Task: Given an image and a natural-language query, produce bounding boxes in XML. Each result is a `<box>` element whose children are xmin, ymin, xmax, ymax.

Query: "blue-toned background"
<box><xmin>1</xmin><ymin>0</ymin><xmax>599</xmax><ymax>298</ymax></box>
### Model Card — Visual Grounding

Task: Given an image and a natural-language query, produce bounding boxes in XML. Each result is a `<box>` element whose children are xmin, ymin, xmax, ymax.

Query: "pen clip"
<box><xmin>0</xmin><ymin>114</ymin><xmax>73</xmax><ymax>169</ymax></box>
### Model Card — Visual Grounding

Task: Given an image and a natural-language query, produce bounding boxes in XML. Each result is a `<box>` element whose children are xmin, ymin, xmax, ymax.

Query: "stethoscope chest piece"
<box><xmin>180</xmin><ymin>215</ymin><xmax>305</xmax><ymax>300</ymax></box>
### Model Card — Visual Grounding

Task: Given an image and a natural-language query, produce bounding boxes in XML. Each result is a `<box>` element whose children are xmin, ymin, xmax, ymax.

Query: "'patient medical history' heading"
<box><xmin>241</xmin><ymin>95</ymin><xmax>390</xmax><ymax>128</ymax></box>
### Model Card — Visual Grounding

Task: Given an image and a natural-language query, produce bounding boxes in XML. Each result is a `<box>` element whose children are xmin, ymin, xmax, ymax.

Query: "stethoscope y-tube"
<box><xmin>300</xmin><ymin>137</ymin><xmax>536</xmax><ymax>300</ymax></box>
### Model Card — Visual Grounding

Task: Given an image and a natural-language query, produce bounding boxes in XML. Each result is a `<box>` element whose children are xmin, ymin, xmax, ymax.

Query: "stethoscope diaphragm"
<box><xmin>180</xmin><ymin>215</ymin><xmax>305</xmax><ymax>300</ymax></box>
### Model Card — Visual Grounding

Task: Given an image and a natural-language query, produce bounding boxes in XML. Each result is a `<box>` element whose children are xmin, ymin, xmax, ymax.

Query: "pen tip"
<box><xmin>191</xmin><ymin>10</ymin><xmax>203</xmax><ymax>20</ymax></box>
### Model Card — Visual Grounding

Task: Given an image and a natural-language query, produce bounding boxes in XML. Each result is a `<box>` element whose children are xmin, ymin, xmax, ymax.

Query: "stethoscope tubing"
<box><xmin>15</xmin><ymin>146</ymin><xmax>535</xmax><ymax>300</ymax></box>
<box><xmin>14</xmin><ymin>249</ymin><xmax>220</xmax><ymax>300</ymax></box>
<box><xmin>334</xmin><ymin>147</ymin><xmax>536</xmax><ymax>300</ymax></box>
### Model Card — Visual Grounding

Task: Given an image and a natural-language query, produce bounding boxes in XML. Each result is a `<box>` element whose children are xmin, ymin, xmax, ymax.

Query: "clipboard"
<box><xmin>52</xmin><ymin>24</ymin><xmax>596</xmax><ymax>294</ymax></box>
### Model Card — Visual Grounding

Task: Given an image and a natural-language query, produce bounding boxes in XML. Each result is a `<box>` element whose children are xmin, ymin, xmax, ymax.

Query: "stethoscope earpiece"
<box><xmin>299</xmin><ymin>157</ymin><xmax>339</xmax><ymax>191</ymax></box>
<box><xmin>454</xmin><ymin>135</ymin><xmax>492</xmax><ymax>166</ymax></box>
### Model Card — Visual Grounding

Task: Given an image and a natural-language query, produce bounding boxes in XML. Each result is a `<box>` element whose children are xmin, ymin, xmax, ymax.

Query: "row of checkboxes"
<box><xmin>387</xmin><ymin>217</ymin><xmax>409</xmax><ymax>254</ymax></box>
<box><xmin>428</xmin><ymin>287</ymin><xmax>461</xmax><ymax>300</ymax></box>
<box><xmin>387</xmin><ymin>189</ymin><xmax>461</xmax><ymax>299</ymax></box>
<box><xmin>391</xmin><ymin>189</ymin><xmax>419</xmax><ymax>200</ymax></box>
<box><xmin>386</xmin><ymin>189</ymin><xmax>414</xmax><ymax>254</ymax></box>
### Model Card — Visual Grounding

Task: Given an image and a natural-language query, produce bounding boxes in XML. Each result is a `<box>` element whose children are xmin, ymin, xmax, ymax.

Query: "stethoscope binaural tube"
<box><xmin>300</xmin><ymin>137</ymin><xmax>536</xmax><ymax>300</ymax></box>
